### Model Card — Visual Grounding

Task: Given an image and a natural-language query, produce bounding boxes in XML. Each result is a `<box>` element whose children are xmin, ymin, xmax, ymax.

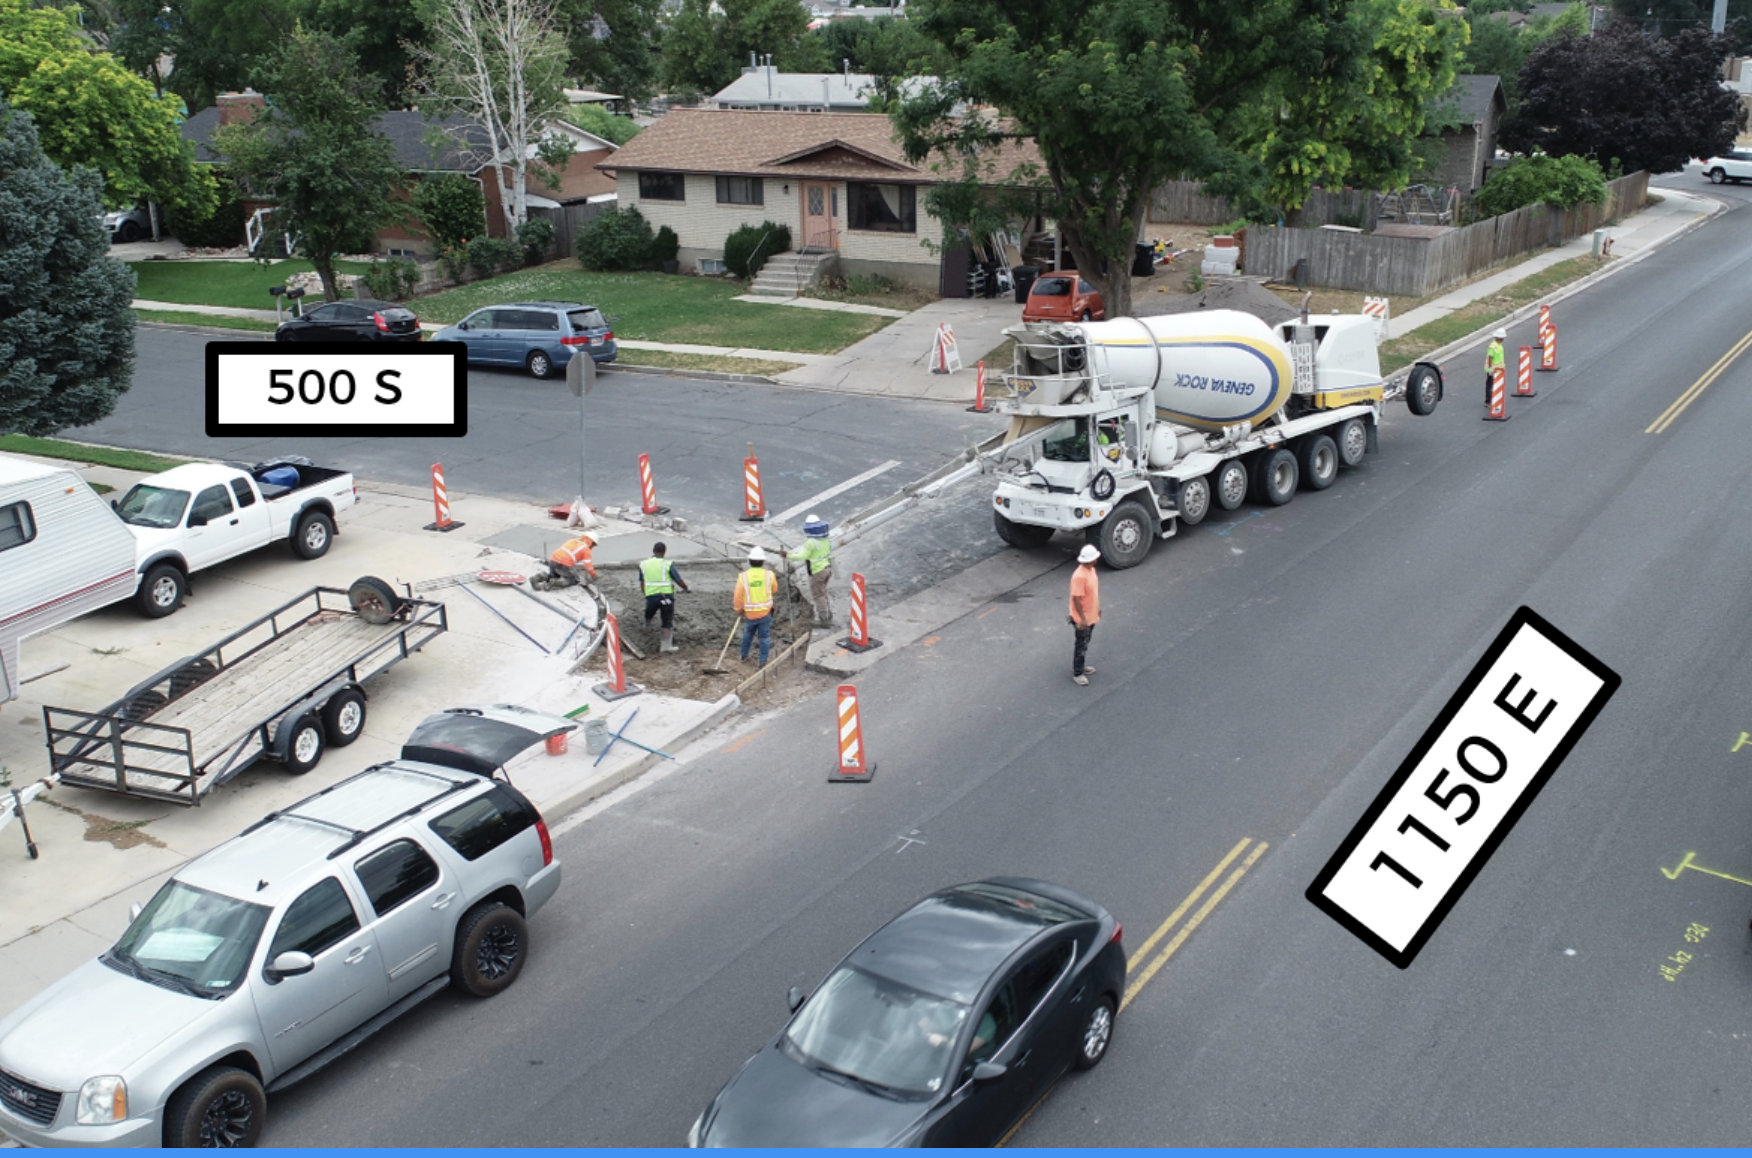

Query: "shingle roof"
<box><xmin>598</xmin><ymin>108</ymin><xmax>1040</xmax><ymax>185</ymax></box>
<box><xmin>179</xmin><ymin>106</ymin><xmax>496</xmax><ymax>172</ymax></box>
<box><xmin>1438</xmin><ymin>74</ymin><xmax>1505</xmax><ymax>124</ymax></box>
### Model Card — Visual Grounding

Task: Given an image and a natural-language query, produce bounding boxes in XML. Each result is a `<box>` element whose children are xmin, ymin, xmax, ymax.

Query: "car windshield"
<box><xmin>1032</xmin><ymin>277</ymin><xmax>1072</xmax><ymax>297</ymax></box>
<box><xmin>567</xmin><ymin>308</ymin><xmax>607</xmax><ymax>331</ymax></box>
<box><xmin>115</xmin><ymin>484</ymin><xmax>191</xmax><ymax>529</ymax></box>
<box><xmin>1040</xmin><ymin>418</ymin><xmax>1091</xmax><ymax>463</ymax></box>
<box><xmin>782</xmin><ymin>966</ymin><xmax>967</xmax><ymax>1096</ymax></box>
<box><xmin>107</xmin><ymin>881</ymin><xmax>270</xmax><ymax>998</ymax></box>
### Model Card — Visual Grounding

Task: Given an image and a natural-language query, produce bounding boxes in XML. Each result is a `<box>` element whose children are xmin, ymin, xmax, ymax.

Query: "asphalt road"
<box><xmin>238</xmin><ymin>172</ymin><xmax>1752</xmax><ymax>1147</ymax></box>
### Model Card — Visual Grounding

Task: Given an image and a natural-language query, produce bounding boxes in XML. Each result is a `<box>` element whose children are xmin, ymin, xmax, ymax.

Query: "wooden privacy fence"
<box><xmin>530</xmin><ymin>201</ymin><xmax>612</xmax><ymax>260</ymax></box>
<box><xmin>1146</xmin><ymin>181</ymin><xmax>1375</xmax><ymax>229</ymax></box>
<box><xmin>1245</xmin><ymin>171</ymin><xmax>1649</xmax><ymax>297</ymax></box>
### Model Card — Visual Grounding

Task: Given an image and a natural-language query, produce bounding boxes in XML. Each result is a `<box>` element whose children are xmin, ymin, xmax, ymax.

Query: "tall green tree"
<box><xmin>661</xmin><ymin>0</ymin><xmax>827</xmax><ymax>97</ymax></box>
<box><xmin>214</xmin><ymin>27</ymin><xmax>405</xmax><ymax>300</ymax></box>
<box><xmin>559</xmin><ymin>0</ymin><xmax>663</xmax><ymax>101</ymax></box>
<box><xmin>0</xmin><ymin>0</ymin><xmax>215</xmax><ymax>216</ymax></box>
<box><xmin>0</xmin><ymin>101</ymin><xmax>137</xmax><ymax>436</ymax></box>
<box><xmin>813</xmin><ymin>16</ymin><xmax>952</xmax><ymax>107</ymax></box>
<box><xmin>107</xmin><ymin>0</ymin><xmax>301</xmax><ymax>112</ymax></box>
<box><xmin>1610</xmin><ymin>0</ymin><xmax>1752</xmax><ymax>53</ymax></box>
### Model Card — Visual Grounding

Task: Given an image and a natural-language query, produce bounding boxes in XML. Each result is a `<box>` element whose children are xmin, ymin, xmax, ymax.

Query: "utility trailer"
<box><xmin>43</xmin><ymin>579</ymin><xmax>447</xmax><ymax>805</ymax></box>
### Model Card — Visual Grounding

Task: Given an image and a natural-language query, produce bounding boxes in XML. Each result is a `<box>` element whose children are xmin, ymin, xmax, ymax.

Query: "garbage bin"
<box><xmin>1132</xmin><ymin>243</ymin><xmax>1155</xmax><ymax>278</ymax></box>
<box><xmin>1012</xmin><ymin>265</ymin><xmax>1040</xmax><ymax>304</ymax></box>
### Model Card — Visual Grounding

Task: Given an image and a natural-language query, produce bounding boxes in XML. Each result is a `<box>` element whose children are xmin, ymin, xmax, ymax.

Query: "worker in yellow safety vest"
<box><xmin>733</xmin><ymin>546</ymin><xmax>776</xmax><ymax>666</ymax></box>
<box><xmin>546</xmin><ymin>533</ymin><xmax>597</xmax><ymax>587</ymax></box>
<box><xmin>799</xmin><ymin>514</ymin><xmax>833</xmax><ymax>627</ymax></box>
<box><xmin>639</xmin><ymin>542</ymin><xmax>690</xmax><ymax>653</ymax></box>
<box><xmin>1485</xmin><ymin>328</ymin><xmax>1506</xmax><ymax>405</ymax></box>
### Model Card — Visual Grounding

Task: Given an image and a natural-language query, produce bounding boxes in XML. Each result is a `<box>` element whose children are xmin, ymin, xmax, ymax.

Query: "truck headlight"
<box><xmin>75</xmin><ymin>1076</ymin><xmax>127</xmax><ymax>1124</ymax></box>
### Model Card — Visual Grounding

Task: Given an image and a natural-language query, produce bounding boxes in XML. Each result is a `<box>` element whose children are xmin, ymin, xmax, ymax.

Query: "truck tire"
<box><xmin>1297</xmin><ymin>435</ymin><xmax>1339</xmax><ymax>491</ymax></box>
<box><xmin>1091</xmin><ymin>500</ymin><xmax>1154</xmax><ymax>569</ymax></box>
<box><xmin>283</xmin><ymin>714</ymin><xmax>325</xmax><ymax>774</ymax></box>
<box><xmin>994</xmin><ymin>509</ymin><xmax>1053</xmax><ymax>549</ymax></box>
<box><xmin>1250</xmin><ymin>448</ymin><xmax>1298</xmax><ymax>506</ymax></box>
<box><xmin>136</xmin><ymin>563</ymin><xmax>186</xmax><ymax>618</ymax></box>
<box><xmin>1336</xmin><ymin>418</ymin><xmax>1368</xmax><ymax>467</ymax></box>
<box><xmin>451</xmin><ymin>901</ymin><xmax>529</xmax><ymax>997</ymax></box>
<box><xmin>292</xmin><ymin>511</ymin><xmax>334</xmax><ymax>560</ymax></box>
<box><xmin>1175</xmin><ymin>476</ymin><xmax>1211</xmax><ymax>526</ymax></box>
<box><xmin>163</xmin><ymin>1064</ymin><xmax>266</xmax><ymax>1148</ymax></box>
<box><xmin>322</xmin><ymin>688</ymin><xmax>367</xmax><ymax>747</ymax></box>
<box><xmin>1212</xmin><ymin>460</ymin><xmax>1248</xmax><ymax>511</ymax></box>
<box><xmin>348</xmin><ymin>575</ymin><xmax>402</xmax><ymax>624</ymax></box>
<box><xmin>1406</xmin><ymin>365</ymin><xmax>1441</xmax><ymax>416</ymax></box>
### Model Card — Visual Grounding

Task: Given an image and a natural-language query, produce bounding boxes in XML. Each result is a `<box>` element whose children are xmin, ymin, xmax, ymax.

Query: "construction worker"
<box><xmin>734</xmin><ymin>546</ymin><xmax>776</xmax><ymax>666</ymax></box>
<box><xmin>1485</xmin><ymin>328</ymin><xmax>1506</xmax><ymax>405</ymax></box>
<box><xmin>799</xmin><ymin>515</ymin><xmax>833</xmax><ymax>626</ymax></box>
<box><xmin>545</xmin><ymin>533</ymin><xmax>597</xmax><ymax>588</ymax></box>
<box><xmin>1068</xmin><ymin>544</ymin><xmax>1101</xmax><ymax>686</ymax></box>
<box><xmin>639</xmin><ymin>542</ymin><xmax>689</xmax><ymax>653</ymax></box>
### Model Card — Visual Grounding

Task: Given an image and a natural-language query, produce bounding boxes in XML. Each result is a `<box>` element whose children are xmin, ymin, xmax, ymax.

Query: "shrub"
<box><xmin>166</xmin><ymin>167</ymin><xmax>246</xmax><ymax>248</ymax></box>
<box><xmin>515</xmin><ymin>217</ymin><xmax>555</xmax><ymax>266</ymax></box>
<box><xmin>845</xmin><ymin>272</ymin><xmax>897</xmax><ymax>296</ymax></box>
<box><xmin>560</xmin><ymin>103</ymin><xmax>642</xmax><ymax>146</ymax></box>
<box><xmin>723</xmin><ymin>220</ymin><xmax>791</xmax><ymax>280</ymax></box>
<box><xmin>412</xmin><ymin>173</ymin><xmax>487</xmax><ymax>250</ymax></box>
<box><xmin>1475</xmin><ymin>154</ymin><xmax>1609</xmax><ymax>218</ymax></box>
<box><xmin>576</xmin><ymin>205</ymin><xmax>655</xmax><ymax>271</ymax></box>
<box><xmin>360</xmin><ymin>257</ymin><xmax>420</xmax><ymax>301</ymax></box>
<box><xmin>652</xmin><ymin>224</ymin><xmax>679</xmax><ymax>264</ymax></box>
<box><xmin>467</xmin><ymin>236</ymin><xmax>522</xmax><ymax>279</ymax></box>
<box><xmin>438</xmin><ymin>243</ymin><xmax>470</xmax><ymax>283</ymax></box>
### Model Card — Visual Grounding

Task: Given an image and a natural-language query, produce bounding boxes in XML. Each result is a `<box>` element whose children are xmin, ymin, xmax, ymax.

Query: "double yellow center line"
<box><xmin>1647</xmin><ymin>324</ymin><xmax>1752</xmax><ymax>434</ymax></box>
<box><xmin>1122</xmin><ymin>837</ymin><xmax>1268</xmax><ymax>1011</ymax></box>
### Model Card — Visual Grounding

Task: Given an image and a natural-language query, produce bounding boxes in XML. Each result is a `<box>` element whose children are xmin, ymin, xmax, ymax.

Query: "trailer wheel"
<box><xmin>322</xmin><ymin>689</ymin><xmax>367</xmax><ymax>747</ymax></box>
<box><xmin>1250</xmin><ymin>448</ymin><xmax>1298</xmax><ymax>506</ymax></box>
<box><xmin>994</xmin><ymin>509</ymin><xmax>1054</xmax><ymax>549</ymax></box>
<box><xmin>1092</xmin><ymin>500</ymin><xmax>1154</xmax><ymax>569</ymax></box>
<box><xmin>136</xmin><ymin>563</ymin><xmax>186</xmax><ymax>618</ymax></box>
<box><xmin>1175</xmin><ymin>476</ymin><xmax>1211</xmax><ymax>526</ymax></box>
<box><xmin>292</xmin><ymin>511</ymin><xmax>335</xmax><ymax>560</ymax></box>
<box><xmin>1298</xmin><ymin>435</ymin><xmax>1339</xmax><ymax>491</ymax></box>
<box><xmin>1337</xmin><ymin>418</ymin><xmax>1368</xmax><ymax>467</ymax></box>
<box><xmin>1212</xmin><ymin>461</ymin><xmax>1248</xmax><ymax>511</ymax></box>
<box><xmin>168</xmin><ymin>658</ymin><xmax>218</xmax><ymax>700</ymax></box>
<box><xmin>1406</xmin><ymin>365</ymin><xmax>1441</xmax><ymax>416</ymax></box>
<box><xmin>283</xmin><ymin>714</ymin><xmax>325</xmax><ymax>774</ymax></box>
<box><xmin>348</xmin><ymin>575</ymin><xmax>403</xmax><ymax>624</ymax></box>
<box><xmin>123</xmin><ymin>690</ymin><xmax>168</xmax><ymax>721</ymax></box>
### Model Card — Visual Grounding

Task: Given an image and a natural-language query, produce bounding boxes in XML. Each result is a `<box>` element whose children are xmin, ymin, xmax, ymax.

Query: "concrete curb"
<box><xmin>536</xmin><ymin>693</ymin><xmax>741</xmax><ymax>823</ymax></box>
<box><xmin>607</xmin><ymin>363</ymin><xmax>781</xmax><ymax>386</ymax></box>
<box><xmin>137</xmin><ymin>321</ymin><xmax>273</xmax><ymax>339</ymax></box>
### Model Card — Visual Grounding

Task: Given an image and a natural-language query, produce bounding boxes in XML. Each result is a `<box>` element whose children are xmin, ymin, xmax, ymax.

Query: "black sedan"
<box><xmin>274</xmin><ymin>298</ymin><xmax>422</xmax><ymax>342</ymax></box>
<box><xmin>689</xmin><ymin>878</ymin><xmax>1125</xmax><ymax>1147</ymax></box>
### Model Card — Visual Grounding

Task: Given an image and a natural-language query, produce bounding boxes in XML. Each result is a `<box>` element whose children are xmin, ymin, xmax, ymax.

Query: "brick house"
<box><xmin>1426</xmin><ymin>74</ymin><xmax>1507</xmax><ymax>195</ymax></box>
<box><xmin>599</xmin><ymin>108</ymin><xmax>1037</xmax><ymax>291</ymax></box>
<box><xmin>180</xmin><ymin>91</ymin><xmax>619</xmax><ymax>257</ymax></box>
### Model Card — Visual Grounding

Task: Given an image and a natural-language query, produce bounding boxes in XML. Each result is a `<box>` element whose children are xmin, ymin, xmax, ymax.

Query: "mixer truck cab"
<box><xmin>985</xmin><ymin>309</ymin><xmax>1444</xmax><ymax>569</ymax></box>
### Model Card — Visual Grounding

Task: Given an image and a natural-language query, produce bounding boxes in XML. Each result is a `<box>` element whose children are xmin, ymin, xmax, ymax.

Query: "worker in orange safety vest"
<box><xmin>546</xmin><ymin>533</ymin><xmax>598</xmax><ymax>587</ymax></box>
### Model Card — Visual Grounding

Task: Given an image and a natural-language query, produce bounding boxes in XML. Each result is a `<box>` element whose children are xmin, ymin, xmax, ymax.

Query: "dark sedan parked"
<box><xmin>689</xmin><ymin>878</ymin><xmax>1125</xmax><ymax>1148</ymax></box>
<box><xmin>274</xmin><ymin>298</ymin><xmax>422</xmax><ymax>342</ymax></box>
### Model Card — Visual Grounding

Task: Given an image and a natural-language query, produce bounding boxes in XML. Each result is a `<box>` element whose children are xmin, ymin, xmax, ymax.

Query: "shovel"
<box><xmin>702</xmin><ymin>616</ymin><xmax>743</xmax><ymax>675</ymax></box>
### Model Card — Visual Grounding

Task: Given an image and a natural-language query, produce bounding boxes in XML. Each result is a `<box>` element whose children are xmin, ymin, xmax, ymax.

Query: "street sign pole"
<box><xmin>566</xmin><ymin>351</ymin><xmax>597</xmax><ymax>505</ymax></box>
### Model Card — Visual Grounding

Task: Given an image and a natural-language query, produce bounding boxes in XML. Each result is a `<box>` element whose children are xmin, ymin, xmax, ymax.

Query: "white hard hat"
<box><xmin>805</xmin><ymin>512</ymin><xmax>821</xmax><ymax>523</ymax></box>
<box><xmin>747</xmin><ymin>546</ymin><xmax>767</xmax><ymax>563</ymax></box>
<box><xmin>1493</xmin><ymin>328</ymin><xmax>1507</xmax><ymax>339</ymax></box>
<box><xmin>1077</xmin><ymin>545</ymin><xmax>1101</xmax><ymax>564</ymax></box>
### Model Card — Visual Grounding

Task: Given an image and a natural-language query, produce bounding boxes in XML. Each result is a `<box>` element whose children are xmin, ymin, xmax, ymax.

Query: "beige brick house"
<box><xmin>599</xmin><ymin>108</ymin><xmax>1037</xmax><ymax>291</ymax></box>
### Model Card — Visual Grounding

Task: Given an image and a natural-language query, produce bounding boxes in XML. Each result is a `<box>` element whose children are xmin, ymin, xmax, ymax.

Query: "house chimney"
<box><xmin>216</xmin><ymin>88</ymin><xmax>265</xmax><ymax>127</ymax></box>
<box><xmin>766</xmin><ymin>56</ymin><xmax>774</xmax><ymax>97</ymax></box>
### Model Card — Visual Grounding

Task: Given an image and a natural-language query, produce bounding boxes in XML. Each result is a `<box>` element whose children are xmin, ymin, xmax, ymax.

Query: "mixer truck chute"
<box><xmin>983</xmin><ymin>308</ymin><xmax>1444</xmax><ymax>569</ymax></box>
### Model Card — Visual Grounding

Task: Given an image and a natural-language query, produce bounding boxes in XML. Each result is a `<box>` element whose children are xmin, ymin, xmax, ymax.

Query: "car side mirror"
<box><xmin>128</xmin><ymin>902</ymin><xmax>143</xmax><ymax>922</ymax></box>
<box><xmin>458</xmin><ymin>322</ymin><xmax>469</xmax><ymax>331</ymax></box>
<box><xmin>786</xmin><ymin>986</ymin><xmax>806</xmax><ymax>1013</ymax></box>
<box><xmin>971</xmin><ymin>1061</ymin><xmax>1007</xmax><ymax>1084</ymax></box>
<box><xmin>187</xmin><ymin>513</ymin><xmax>207</xmax><ymax>527</ymax></box>
<box><xmin>266</xmin><ymin>951</ymin><xmax>315</xmax><ymax>980</ymax></box>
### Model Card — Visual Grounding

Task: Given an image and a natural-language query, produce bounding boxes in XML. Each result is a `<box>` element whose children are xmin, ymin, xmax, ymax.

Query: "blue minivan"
<box><xmin>432</xmin><ymin>300</ymin><xmax>618</xmax><ymax>378</ymax></box>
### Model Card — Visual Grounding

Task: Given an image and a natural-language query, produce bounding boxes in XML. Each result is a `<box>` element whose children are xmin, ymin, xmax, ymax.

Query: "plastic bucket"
<box><xmin>545</xmin><ymin>732</ymin><xmax>569</xmax><ymax>757</ymax></box>
<box><xmin>584</xmin><ymin>718</ymin><xmax>610</xmax><ymax>756</ymax></box>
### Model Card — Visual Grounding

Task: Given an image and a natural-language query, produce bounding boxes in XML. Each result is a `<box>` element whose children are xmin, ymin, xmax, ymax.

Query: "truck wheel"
<box><xmin>292</xmin><ymin>511</ymin><xmax>334</xmax><ymax>559</ymax></box>
<box><xmin>136</xmin><ymin>563</ymin><xmax>186</xmax><ymax>618</ymax></box>
<box><xmin>1212</xmin><ymin>461</ymin><xmax>1248</xmax><ymax>511</ymax></box>
<box><xmin>1406</xmin><ymin>365</ymin><xmax>1441</xmax><ymax>416</ymax></box>
<box><xmin>1175</xmin><ymin>476</ymin><xmax>1211</xmax><ymax>526</ymax></box>
<box><xmin>451</xmin><ymin>901</ymin><xmax>529</xmax><ymax>997</ymax></box>
<box><xmin>1092</xmin><ymin>500</ymin><xmax>1153</xmax><ymax>569</ymax></box>
<box><xmin>283</xmin><ymin>714</ymin><xmax>325</xmax><ymax>774</ymax></box>
<box><xmin>1337</xmin><ymin>418</ymin><xmax>1368</xmax><ymax>467</ymax></box>
<box><xmin>322</xmin><ymin>689</ymin><xmax>367</xmax><ymax>747</ymax></box>
<box><xmin>348</xmin><ymin>575</ymin><xmax>402</xmax><ymax>624</ymax></box>
<box><xmin>1297</xmin><ymin>435</ymin><xmax>1339</xmax><ymax>491</ymax></box>
<box><xmin>994</xmin><ymin>509</ymin><xmax>1053</xmax><ymax>549</ymax></box>
<box><xmin>1250</xmin><ymin>448</ymin><xmax>1298</xmax><ymax>506</ymax></box>
<box><xmin>164</xmin><ymin>1064</ymin><xmax>266</xmax><ymax>1148</ymax></box>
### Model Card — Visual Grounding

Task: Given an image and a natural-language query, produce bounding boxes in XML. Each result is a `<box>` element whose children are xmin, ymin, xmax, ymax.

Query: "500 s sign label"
<box><xmin>205</xmin><ymin>341</ymin><xmax>467</xmax><ymax>437</ymax></box>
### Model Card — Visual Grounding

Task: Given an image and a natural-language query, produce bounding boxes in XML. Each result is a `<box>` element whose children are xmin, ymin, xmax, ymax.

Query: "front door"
<box><xmin>802</xmin><ymin>182</ymin><xmax>838</xmax><ymax>251</ymax></box>
<box><xmin>253</xmin><ymin>876</ymin><xmax>388</xmax><ymax>1073</ymax></box>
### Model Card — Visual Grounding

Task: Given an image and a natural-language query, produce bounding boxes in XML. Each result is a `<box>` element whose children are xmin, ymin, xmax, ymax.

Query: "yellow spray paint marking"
<box><xmin>719</xmin><ymin>729</ymin><xmax>767</xmax><ymax>754</ymax></box>
<box><xmin>1734</xmin><ymin>731</ymin><xmax>1751</xmax><ymax>754</ymax></box>
<box><xmin>977</xmin><ymin>607</ymin><xmax>998</xmax><ymax>620</ymax></box>
<box><xmin>1661</xmin><ymin>851</ymin><xmax>1752</xmax><ymax>888</ymax></box>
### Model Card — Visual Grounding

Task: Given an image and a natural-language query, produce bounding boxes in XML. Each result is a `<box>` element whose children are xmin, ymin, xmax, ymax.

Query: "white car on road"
<box><xmin>1699</xmin><ymin>150</ymin><xmax>1752</xmax><ymax>183</ymax></box>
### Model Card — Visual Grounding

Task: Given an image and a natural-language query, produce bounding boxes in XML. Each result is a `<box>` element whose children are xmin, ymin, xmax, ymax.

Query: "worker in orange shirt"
<box><xmin>1068</xmin><ymin>544</ymin><xmax>1100</xmax><ymax>686</ymax></box>
<box><xmin>733</xmin><ymin>546</ymin><xmax>777</xmax><ymax>666</ymax></box>
<box><xmin>546</xmin><ymin>533</ymin><xmax>598</xmax><ymax>588</ymax></box>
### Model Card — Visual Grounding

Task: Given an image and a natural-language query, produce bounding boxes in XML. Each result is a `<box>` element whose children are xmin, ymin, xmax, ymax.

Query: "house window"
<box><xmin>847</xmin><ymin>183</ymin><xmax>916</xmax><ymax>233</ymax></box>
<box><xmin>638</xmin><ymin>172</ymin><xmax>686</xmax><ymax>201</ymax></box>
<box><xmin>715</xmin><ymin>176</ymin><xmax>764</xmax><ymax>206</ymax></box>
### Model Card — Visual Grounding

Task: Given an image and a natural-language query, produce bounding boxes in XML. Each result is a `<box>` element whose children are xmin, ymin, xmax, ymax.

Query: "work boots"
<box><xmin>660</xmin><ymin>629</ymin><xmax>678</xmax><ymax>653</ymax></box>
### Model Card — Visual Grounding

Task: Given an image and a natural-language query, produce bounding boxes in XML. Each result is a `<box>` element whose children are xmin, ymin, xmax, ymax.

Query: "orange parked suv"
<box><xmin>1022</xmin><ymin>274</ymin><xmax>1106</xmax><ymax>323</ymax></box>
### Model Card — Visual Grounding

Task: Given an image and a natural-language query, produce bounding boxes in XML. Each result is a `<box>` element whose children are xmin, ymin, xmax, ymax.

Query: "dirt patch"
<box><xmin>39</xmin><ymin>797</ymin><xmax>167</xmax><ymax>850</ymax></box>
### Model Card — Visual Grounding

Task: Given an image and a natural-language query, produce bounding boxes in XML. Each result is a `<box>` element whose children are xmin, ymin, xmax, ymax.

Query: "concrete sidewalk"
<box><xmin>0</xmin><ymin>457</ymin><xmax>740</xmax><ymax>1019</ymax></box>
<box><xmin>771</xmin><ymin>296</ymin><xmax>1022</xmax><ymax>404</ymax></box>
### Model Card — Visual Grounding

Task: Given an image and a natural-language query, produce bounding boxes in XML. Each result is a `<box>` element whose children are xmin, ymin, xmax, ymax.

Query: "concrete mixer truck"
<box><xmin>974</xmin><ymin>307</ymin><xmax>1445</xmax><ymax>568</ymax></box>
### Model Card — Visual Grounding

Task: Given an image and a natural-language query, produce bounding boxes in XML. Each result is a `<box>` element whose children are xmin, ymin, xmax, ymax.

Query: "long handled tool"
<box><xmin>702</xmin><ymin>616</ymin><xmax>742</xmax><ymax>675</ymax></box>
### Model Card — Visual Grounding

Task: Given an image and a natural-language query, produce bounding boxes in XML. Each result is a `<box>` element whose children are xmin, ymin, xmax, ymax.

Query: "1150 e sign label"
<box><xmin>205</xmin><ymin>342</ymin><xmax>467</xmax><ymax>437</ymax></box>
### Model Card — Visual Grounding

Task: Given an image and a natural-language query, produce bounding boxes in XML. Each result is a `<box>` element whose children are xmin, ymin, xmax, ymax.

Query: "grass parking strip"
<box><xmin>1378</xmin><ymin>255</ymin><xmax>1608</xmax><ymax>375</ymax></box>
<box><xmin>134</xmin><ymin>308</ymin><xmax>278</xmax><ymax>333</ymax></box>
<box><xmin>0</xmin><ymin>435</ymin><xmax>189</xmax><ymax>472</ymax></box>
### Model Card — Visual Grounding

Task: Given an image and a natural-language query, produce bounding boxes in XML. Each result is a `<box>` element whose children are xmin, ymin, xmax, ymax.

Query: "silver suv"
<box><xmin>0</xmin><ymin>705</ymin><xmax>571</xmax><ymax>1148</ymax></box>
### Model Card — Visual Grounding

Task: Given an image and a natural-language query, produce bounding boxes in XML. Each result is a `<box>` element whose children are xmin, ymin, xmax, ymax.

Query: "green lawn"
<box><xmin>413</xmin><ymin>264</ymin><xmax>892</xmax><ymax>354</ymax></box>
<box><xmin>128</xmin><ymin>259</ymin><xmax>377</xmax><ymax>309</ymax></box>
<box><xmin>0</xmin><ymin>435</ymin><xmax>190</xmax><ymax>472</ymax></box>
<box><xmin>134</xmin><ymin>308</ymin><xmax>278</xmax><ymax>333</ymax></box>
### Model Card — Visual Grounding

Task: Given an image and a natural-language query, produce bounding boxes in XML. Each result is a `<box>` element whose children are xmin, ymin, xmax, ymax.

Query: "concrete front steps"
<box><xmin>748</xmin><ymin>250</ymin><xmax>838</xmax><ymax>297</ymax></box>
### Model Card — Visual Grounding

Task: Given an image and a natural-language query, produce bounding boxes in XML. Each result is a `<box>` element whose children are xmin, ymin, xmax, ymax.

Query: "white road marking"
<box><xmin>770</xmin><ymin>460</ymin><xmax>902</xmax><ymax>524</ymax></box>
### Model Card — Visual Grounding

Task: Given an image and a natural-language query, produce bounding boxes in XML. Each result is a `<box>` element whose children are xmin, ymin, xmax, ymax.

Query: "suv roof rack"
<box><xmin>235</xmin><ymin>762</ymin><xmax>479</xmax><ymax>858</ymax></box>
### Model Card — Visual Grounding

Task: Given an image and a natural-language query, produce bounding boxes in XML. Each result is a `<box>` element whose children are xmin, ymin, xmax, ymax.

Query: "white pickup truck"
<box><xmin>112</xmin><ymin>457</ymin><xmax>359</xmax><ymax>617</ymax></box>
